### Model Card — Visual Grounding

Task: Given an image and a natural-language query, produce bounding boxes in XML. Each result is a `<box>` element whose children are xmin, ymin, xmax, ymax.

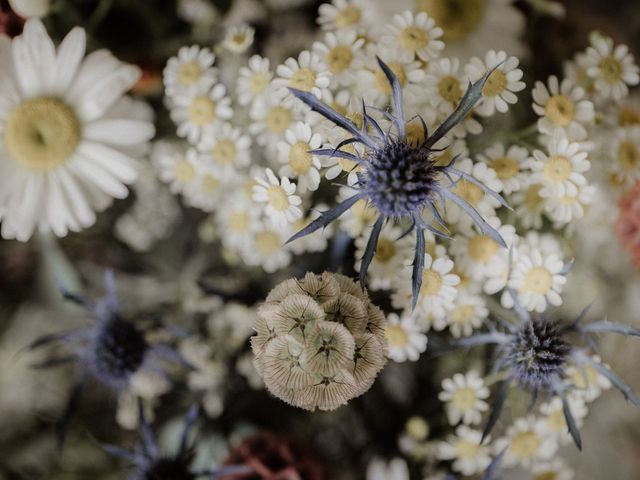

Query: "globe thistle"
<box><xmin>251</xmin><ymin>271</ymin><xmax>388</xmax><ymax>411</ymax></box>
<box><xmin>29</xmin><ymin>271</ymin><xmax>187</xmax><ymax>446</ymax></box>
<box><xmin>286</xmin><ymin>58</ymin><xmax>509</xmax><ymax>307</ymax></box>
<box><xmin>453</xmin><ymin>291</ymin><xmax>640</xmax><ymax>449</ymax></box>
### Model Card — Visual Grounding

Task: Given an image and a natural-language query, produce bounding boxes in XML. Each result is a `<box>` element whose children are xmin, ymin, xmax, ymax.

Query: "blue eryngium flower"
<box><xmin>453</xmin><ymin>294</ymin><xmax>640</xmax><ymax>450</ymax></box>
<box><xmin>29</xmin><ymin>270</ymin><xmax>187</xmax><ymax>447</ymax></box>
<box><xmin>104</xmin><ymin>405</ymin><xmax>251</xmax><ymax>480</ymax></box>
<box><xmin>286</xmin><ymin>58</ymin><xmax>509</xmax><ymax>307</ymax></box>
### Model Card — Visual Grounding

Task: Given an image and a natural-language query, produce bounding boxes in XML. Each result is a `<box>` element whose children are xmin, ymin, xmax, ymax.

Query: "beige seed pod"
<box><xmin>251</xmin><ymin>272</ymin><xmax>388</xmax><ymax>411</ymax></box>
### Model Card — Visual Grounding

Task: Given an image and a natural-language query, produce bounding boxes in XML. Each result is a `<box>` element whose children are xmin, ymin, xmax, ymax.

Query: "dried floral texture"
<box><xmin>251</xmin><ymin>272</ymin><xmax>388</xmax><ymax>411</ymax></box>
<box><xmin>616</xmin><ymin>181</ymin><xmax>640</xmax><ymax>268</ymax></box>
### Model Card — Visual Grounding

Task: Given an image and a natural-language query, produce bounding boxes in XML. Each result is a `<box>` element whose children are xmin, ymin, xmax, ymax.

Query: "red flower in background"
<box><xmin>616</xmin><ymin>181</ymin><xmax>640</xmax><ymax>268</ymax></box>
<box><xmin>0</xmin><ymin>0</ymin><xmax>25</xmax><ymax>37</ymax></box>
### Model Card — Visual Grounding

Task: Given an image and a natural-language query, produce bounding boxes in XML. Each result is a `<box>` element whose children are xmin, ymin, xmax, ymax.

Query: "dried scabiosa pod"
<box><xmin>251</xmin><ymin>272</ymin><xmax>388</xmax><ymax>411</ymax></box>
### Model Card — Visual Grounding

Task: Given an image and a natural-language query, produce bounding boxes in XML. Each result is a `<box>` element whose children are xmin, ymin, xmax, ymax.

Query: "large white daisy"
<box><xmin>0</xmin><ymin>19</ymin><xmax>155</xmax><ymax>241</ymax></box>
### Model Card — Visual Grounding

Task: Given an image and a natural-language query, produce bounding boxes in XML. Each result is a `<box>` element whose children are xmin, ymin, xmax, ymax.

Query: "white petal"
<box><xmin>84</xmin><ymin>119</ymin><xmax>155</xmax><ymax>146</ymax></box>
<box><xmin>52</xmin><ymin>26</ymin><xmax>86</xmax><ymax>94</ymax></box>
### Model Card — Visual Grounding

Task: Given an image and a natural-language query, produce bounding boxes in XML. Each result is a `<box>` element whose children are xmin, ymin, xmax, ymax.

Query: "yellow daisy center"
<box><xmin>174</xmin><ymin>159</ymin><xmax>196</xmax><ymax>183</ymax></box>
<box><xmin>451</xmin><ymin>387</ymin><xmax>477</xmax><ymax>410</ymax></box>
<box><xmin>201</xmin><ymin>174</ymin><xmax>220</xmax><ymax>193</ymax></box>
<box><xmin>266</xmin><ymin>107</ymin><xmax>292</xmax><ymax>134</ymax></box>
<box><xmin>570</xmin><ymin>364</ymin><xmax>599</xmax><ymax>388</ymax></box>
<box><xmin>490</xmin><ymin>156</ymin><xmax>519</xmax><ymax>180</ymax></box>
<box><xmin>543</xmin><ymin>155</ymin><xmax>572</xmax><ymax>182</ymax></box>
<box><xmin>229</xmin><ymin>211</ymin><xmax>250</xmax><ymax>232</ymax></box>
<box><xmin>482</xmin><ymin>69</ymin><xmax>507</xmax><ymax>97</ymax></box>
<box><xmin>289</xmin><ymin>142</ymin><xmax>313</xmax><ymax>175</ymax></box>
<box><xmin>335</xmin><ymin>6</ymin><xmax>361</xmax><ymax>28</ymax></box>
<box><xmin>385</xmin><ymin>324</ymin><xmax>410</xmax><ymax>348</ymax></box>
<box><xmin>188</xmin><ymin>96</ymin><xmax>216</xmax><ymax>126</ymax></box>
<box><xmin>338</xmin><ymin>156</ymin><xmax>361</xmax><ymax>173</ymax></box>
<box><xmin>468</xmin><ymin>234</ymin><xmax>498</xmax><ymax>262</ymax></box>
<box><xmin>326</xmin><ymin>45</ymin><xmax>353</xmax><ymax>74</ymax></box>
<box><xmin>406</xmin><ymin>416</ymin><xmax>430</xmax><ymax>440</ymax></box>
<box><xmin>375</xmin><ymin>238</ymin><xmax>396</xmax><ymax>263</ymax></box>
<box><xmin>212</xmin><ymin>139</ymin><xmax>237</xmax><ymax>165</ymax></box>
<box><xmin>399</xmin><ymin>25</ymin><xmax>429</xmax><ymax>52</ymax></box>
<box><xmin>374</xmin><ymin>63</ymin><xmax>407</xmax><ymax>95</ymax></box>
<box><xmin>420</xmin><ymin>269</ymin><xmax>443</xmax><ymax>296</ymax></box>
<box><xmin>522</xmin><ymin>267</ymin><xmax>553</xmax><ymax>294</ymax></box>
<box><xmin>453</xmin><ymin>179</ymin><xmax>484</xmax><ymax>206</ymax></box>
<box><xmin>545</xmin><ymin>95</ymin><xmax>576</xmax><ymax>127</ymax></box>
<box><xmin>4</xmin><ymin>97</ymin><xmax>81</xmax><ymax>171</ymax></box>
<box><xmin>289</xmin><ymin>68</ymin><xmax>317</xmax><ymax>92</ymax></box>
<box><xmin>177</xmin><ymin>61</ymin><xmax>202</xmax><ymax>86</ymax></box>
<box><xmin>510</xmin><ymin>431</ymin><xmax>540</xmax><ymax>459</ymax></box>
<box><xmin>618</xmin><ymin>140</ymin><xmax>638</xmax><ymax>170</ymax></box>
<box><xmin>438</xmin><ymin>75</ymin><xmax>463</xmax><ymax>104</ymax></box>
<box><xmin>545</xmin><ymin>408</ymin><xmax>566</xmax><ymax>433</ymax></box>
<box><xmin>267</xmin><ymin>186</ymin><xmax>290</xmax><ymax>211</ymax></box>
<box><xmin>249</xmin><ymin>72</ymin><xmax>270</xmax><ymax>94</ymax></box>
<box><xmin>599</xmin><ymin>56</ymin><xmax>623</xmax><ymax>84</ymax></box>
<box><xmin>417</xmin><ymin>0</ymin><xmax>487</xmax><ymax>41</ymax></box>
<box><xmin>452</xmin><ymin>305</ymin><xmax>475</xmax><ymax>325</ymax></box>
<box><xmin>533</xmin><ymin>473</ymin><xmax>558</xmax><ymax>480</ymax></box>
<box><xmin>618</xmin><ymin>107</ymin><xmax>640</xmax><ymax>126</ymax></box>
<box><xmin>255</xmin><ymin>230</ymin><xmax>281</xmax><ymax>255</ymax></box>
<box><xmin>352</xmin><ymin>199</ymin><xmax>377</xmax><ymax>222</ymax></box>
<box><xmin>455</xmin><ymin>439</ymin><xmax>481</xmax><ymax>459</ymax></box>
<box><xmin>525</xmin><ymin>184</ymin><xmax>544</xmax><ymax>210</ymax></box>
<box><xmin>406</xmin><ymin>120</ymin><xmax>426</xmax><ymax>147</ymax></box>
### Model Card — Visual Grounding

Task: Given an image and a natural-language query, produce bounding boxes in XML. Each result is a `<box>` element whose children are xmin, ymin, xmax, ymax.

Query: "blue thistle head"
<box><xmin>286</xmin><ymin>58</ymin><xmax>509</xmax><ymax>308</ymax></box>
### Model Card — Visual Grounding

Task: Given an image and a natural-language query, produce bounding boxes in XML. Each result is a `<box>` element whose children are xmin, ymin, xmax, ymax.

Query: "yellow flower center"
<box><xmin>533</xmin><ymin>473</ymin><xmax>558</xmax><ymax>480</ymax></box>
<box><xmin>543</xmin><ymin>155</ymin><xmax>572</xmax><ymax>182</ymax></box>
<box><xmin>420</xmin><ymin>269</ymin><xmax>443</xmax><ymax>296</ymax></box>
<box><xmin>266</xmin><ymin>107</ymin><xmax>292</xmax><ymax>134</ymax></box>
<box><xmin>570</xmin><ymin>364</ymin><xmax>599</xmax><ymax>388</ymax></box>
<box><xmin>399</xmin><ymin>25</ymin><xmax>429</xmax><ymax>52</ymax></box>
<box><xmin>335</xmin><ymin>5</ymin><xmax>361</xmax><ymax>28</ymax></box>
<box><xmin>385</xmin><ymin>324</ymin><xmax>410</xmax><ymax>348</ymax></box>
<box><xmin>417</xmin><ymin>0</ymin><xmax>487</xmax><ymax>41</ymax></box>
<box><xmin>490</xmin><ymin>156</ymin><xmax>519</xmax><ymax>180</ymax></box>
<box><xmin>4</xmin><ymin>97</ymin><xmax>81</xmax><ymax>171</ymax></box>
<box><xmin>374</xmin><ymin>63</ymin><xmax>407</xmax><ymax>95</ymax></box>
<box><xmin>406</xmin><ymin>120</ymin><xmax>426</xmax><ymax>147</ymax></box>
<box><xmin>255</xmin><ymin>230</ymin><xmax>281</xmax><ymax>255</ymax></box>
<box><xmin>434</xmin><ymin>149</ymin><xmax>453</xmax><ymax>167</ymax></box>
<box><xmin>468</xmin><ymin>234</ymin><xmax>498</xmax><ymax>262</ymax></box>
<box><xmin>453</xmin><ymin>179</ymin><xmax>484</xmax><ymax>206</ymax></box>
<box><xmin>522</xmin><ymin>267</ymin><xmax>553</xmax><ymax>294</ymax></box>
<box><xmin>289</xmin><ymin>68</ymin><xmax>317</xmax><ymax>92</ymax></box>
<box><xmin>232</xmin><ymin>33</ymin><xmax>247</xmax><ymax>45</ymax></box>
<box><xmin>406</xmin><ymin>416</ymin><xmax>430</xmax><ymax>440</ymax></box>
<box><xmin>352</xmin><ymin>199</ymin><xmax>377</xmax><ymax>222</ymax></box>
<box><xmin>326</xmin><ymin>45</ymin><xmax>353</xmax><ymax>74</ymax></box>
<box><xmin>201</xmin><ymin>174</ymin><xmax>220</xmax><ymax>193</ymax></box>
<box><xmin>455</xmin><ymin>439</ymin><xmax>481</xmax><ymax>459</ymax></box>
<box><xmin>599</xmin><ymin>56</ymin><xmax>623</xmax><ymax>84</ymax></box>
<box><xmin>338</xmin><ymin>156</ymin><xmax>361</xmax><ymax>173</ymax></box>
<box><xmin>188</xmin><ymin>96</ymin><xmax>216</xmax><ymax>126</ymax></box>
<box><xmin>177</xmin><ymin>61</ymin><xmax>202</xmax><ymax>86</ymax></box>
<box><xmin>438</xmin><ymin>75</ymin><xmax>463</xmax><ymax>104</ymax></box>
<box><xmin>229</xmin><ymin>211</ymin><xmax>250</xmax><ymax>232</ymax></box>
<box><xmin>618</xmin><ymin>140</ymin><xmax>638</xmax><ymax>170</ymax></box>
<box><xmin>525</xmin><ymin>184</ymin><xmax>544</xmax><ymax>210</ymax></box>
<box><xmin>452</xmin><ymin>305</ymin><xmax>475</xmax><ymax>325</ymax></box>
<box><xmin>375</xmin><ymin>238</ymin><xmax>396</xmax><ymax>263</ymax></box>
<box><xmin>510</xmin><ymin>431</ymin><xmax>540</xmax><ymax>459</ymax></box>
<box><xmin>545</xmin><ymin>95</ymin><xmax>576</xmax><ymax>127</ymax></box>
<box><xmin>174</xmin><ymin>159</ymin><xmax>196</xmax><ymax>182</ymax></box>
<box><xmin>482</xmin><ymin>69</ymin><xmax>507</xmax><ymax>97</ymax></box>
<box><xmin>451</xmin><ymin>387</ymin><xmax>477</xmax><ymax>410</ymax></box>
<box><xmin>618</xmin><ymin>107</ymin><xmax>640</xmax><ymax>126</ymax></box>
<box><xmin>249</xmin><ymin>72</ymin><xmax>270</xmax><ymax>94</ymax></box>
<box><xmin>212</xmin><ymin>139</ymin><xmax>237</xmax><ymax>165</ymax></box>
<box><xmin>267</xmin><ymin>186</ymin><xmax>290</xmax><ymax>211</ymax></box>
<box><xmin>289</xmin><ymin>142</ymin><xmax>313</xmax><ymax>175</ymax></box>
<box><xmin>545</xmin><ymin>409</ymin><xmax>566</xmax><ymax>433</ymax></box>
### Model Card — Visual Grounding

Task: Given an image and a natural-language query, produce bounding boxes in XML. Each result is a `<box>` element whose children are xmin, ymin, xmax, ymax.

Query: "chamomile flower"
<box><xmin>384</xmin><ymin>313</ymin><xmax>428</xmax><ymax>362</ymax></box>
<box><xmin>532</xmin><ymin>75</ymin><xmax>595</xmax><ymax>141</ymax></box>
<box><xmin>355</xmin><ymin>224</ymin><xmax>414</xmax><ymax>290</ymax></box>
<box><xmin>222</xmin><ymin>24</ymin><xmax>255</xmax><ymax>54</ymax></box>
<box><xmin>539</xmin><ymin>395</ymin><xmax>588</xmax><ymax>444</ymax></box>
<box><xmin>252</xmin><ymin>168</ymin><xmax>303</xmax><ymax>226</ymax></box>
<box><xmin>249</xmin><ymin>91</ymin><xmax>298</xmax><ymax>150</ymax></box>
<box><xmin>366</xmin><ymin>458</ymin><xmax>409</xmax><ymax>480</ymax></box>
<box><xmin>437</xmin><ymin>426</ymin><xmax>492</xmax><ymax>476</ymax></box>
<box><xmin>273</xmin><ymin>50</ymin><xmax>331</xmax><ymax>104</ymax></box>
<box><xmin>439</xmin><ymin>371</ymin><xmax>489</xmax><ymax>425</ymax></box>
<box><xmin>465</xmin><ymin>50</ymin><xmax>525</xmax><ymax>116</ymax></box>
<box><xmin>163</xmin><ymin>45</ymin><xmax>217</xmax><ymax>98</ymax></box>
<box><xmin>530</xmin><ymin>135</ymin><xmax>590</xmax><ymax>198</ymax></box>
<box><xmin>318</xmin><ymin>0</ymin><xmax>370</xmax><ymax>33</ymax></box>
<box><xmin>530</xmin><ymin>459</ymin><xmax>574</xmax><ymax>480</ymax></box>
<box><xmin>358</xmin><ymin>56</ymin><xmax>426</xmax><ymax>107</ymax></box>
<box><xmin>196</xmin><ymin>123</ymin><xmax>251</xmax><ymax>181</ymax></box>
<box><xmin>0</xmin><ymin>19</ymin><xmax>155</xmax><ymax>241</ymax></box>
<box><xmin>237</xmin><ymin>55</ymin><xmax>273</xmax><ymax>107</ymax></box>
<box><xmin>543</xmin><ymin>182</ymin><xmax>595</xmax><ymax>225</ymax></box>
<box><xmin>277</xmin><ymin>122</ymin><xmax>323</xmax><ymax>192</ymax></box>
<box><xmin>477</xmin><ymin>143</ymin><xmax>530</xmax><ymax>195</ymax></box>
<box><xmin>170</xmin><ymin>83</ymin><xmax>233</xmax><ymax>144</ymax></box>
<box><xmin>505</xmin><ymin>248</ymin><xmax>567</xmax><ymax>313</ymax></box>
<box><xmin>243</xmin><ymin>224</ymin><xmax>292</xmax><ymax>273</ymax></box>
<box><xmin>151</xmin><ymin>141</ymin><xmax>198</xmax><ymax>195</ymax></box>
<box><xmin>495</xmin><ymin>416</ymin><xmax>558</xmax><ymax>468</ymax></box>
<box><xmin>565</xmin><ymin>356</ymin><xmax>612</xmax><ymax>402</ymax></box>
<box><xmin>447</xmin><ymin>290</ymin><xmax>489</xmax><ymax>338</ymax></box>
<box><xmin>379</xmin><ymin>11</ymin><xmax>444</xmax><ymax>63</ymax></box>
<box><xmin>583</xmin><ymin>31</ymin><xmax>639</xmax><ymax>101</ymax></box>
<box><xmin>312</xmin><ymin>30</ymin><xmax>364</xmax><ymax>87</ymax></box>
<box><xmin>512</xmin><ymin>180</ymin><xmax>546</xmax><ymax>229</ymax></box>
<box><xmin>217</xmin><ymin>192</ymin><xmax>258</xmax><ymax>250</ymax></box>
<box><xmin>610</xmin><ymin>126</ymin><xmax>640</xmax><ymax>187</ymax></box>
<box><xmin>183</xmin><ymin>163</ymin><xmax>225</xmax><ymax>212</ymax></box>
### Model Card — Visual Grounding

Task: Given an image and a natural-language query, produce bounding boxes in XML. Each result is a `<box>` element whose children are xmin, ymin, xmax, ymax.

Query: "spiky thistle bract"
<box><xmin>286</xmin><ymin>57</ymin><xmax>509</xmax><ymax>308</ymax></box>
<box><xmin>104</xmin><ymin>405</ymin><xmax>251</xmax><ymax>480</ymax></box>
<box><xmin>29</xmin><ymin>270</ymin><xmax>188</xmax><ymax>447</ymax></box>
<box><xmin>453</xmin><ymin>289</ymin><xmax>640</xmax><ymax>450</ymax></box>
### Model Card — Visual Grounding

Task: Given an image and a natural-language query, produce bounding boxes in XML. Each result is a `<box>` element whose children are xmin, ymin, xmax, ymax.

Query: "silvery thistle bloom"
<box><xmin>452</xmin><ymin>292</ymin><xmax>640</xmax><ymax>449</ymax></box>
<box><xmin>29</xmin><ymin>271</ymin><xmax>187</xmax><ymax>446</ymax></box>
<box><xmin>286</xmin><ymin>57</ymin><xmax>509</xmax><ymax>307</ymax></box>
